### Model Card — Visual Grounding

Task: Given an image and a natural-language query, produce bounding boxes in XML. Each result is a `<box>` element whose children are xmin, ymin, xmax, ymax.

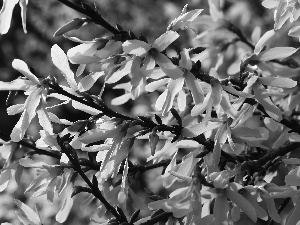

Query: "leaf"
<box><xmin>258</xmin><ymin>47</ymin><xmax>298</xmax><ymax>61</ymax></box>
<box><xmin>226</xmin><ymin>189</ymin><xmax>257</xmax><ymax>223</ymax></box>
<box><xmin>258</xmin><ymin>77</ymin><xmax>297</xmax><ymax>88</ymax></box>
<box><xmin>51</xmin><ymin>44</ymin><xmax>78</xmax><ymax>90</ymax></box>
<box><xmin>152</xmin><ymin>31</ymin><xmax>179</xmax><ymax>52</ymax></box>
<box><xmin>14</xmin><ymin>200</ymin><xmax>41</xmax><ymax>225</ymax></box>
<box><xmin>254</xmin><ymin>29</ymin><xmax>275</xmax><ymax>54</ymax></box>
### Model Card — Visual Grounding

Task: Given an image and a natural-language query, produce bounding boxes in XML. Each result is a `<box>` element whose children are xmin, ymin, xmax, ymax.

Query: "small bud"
<box><xmin>54</xmin><ymin>18</ymin><xmax>89</xmax><ymax>37</ymax></box>
<box><xmin>149</xmin><ymin>130</ymin><xmax>159</xmax><ymax>156</ymax></box>
<box><xmin>129</xmin><ymin>209</ymin><xmax>140</xmax><ymax>224</ymax></box>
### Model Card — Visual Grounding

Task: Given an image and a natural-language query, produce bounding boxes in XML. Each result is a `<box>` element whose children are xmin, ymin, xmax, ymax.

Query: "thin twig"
<box><xmin>57</xmin><ymin>0</ymin><xmax>119</xmax><ymax>34</ymax></box>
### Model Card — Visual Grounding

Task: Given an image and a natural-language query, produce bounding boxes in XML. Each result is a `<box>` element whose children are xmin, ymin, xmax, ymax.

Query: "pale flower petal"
<box><xmin>10</xmin><ymin>87</ymin><xmax>41</xmax><ymax>142</ymax></box>
<box><xmin>152</xmin><ymin>31</ymin><xmax>179</xmax><ymax>52</ymax></box>
<box><xmin>19</xmin><ymin>0</ymin><xmax>28</xmax><ymax>33</ymax></box>
<box><xmin>0</xmin><ymin>78</ymin><xmax>33</xmax><ymax>91</ymax></box>
<box><xmin>12</xmin><ymin>59</ymin><xmax>40</xmax><ymax>85</ymax></box>
<box><xmin>0</xmin><ymin>0</ymin><xmax>19</xmax><ymax>35</ymax></box>
<box><xmin>122</xmin><ymin>40</ymin><xmax>151</xmax><ymax>56</ymax></box>
<box><xmin>51</xmin><ymin>44</ymin><xmax>78</xmax><ymax>90</ymax></box>
<box><xmin>154</xmin><ymin>52</ymin><xmax>184</xmax><ymax>79</ymax></box>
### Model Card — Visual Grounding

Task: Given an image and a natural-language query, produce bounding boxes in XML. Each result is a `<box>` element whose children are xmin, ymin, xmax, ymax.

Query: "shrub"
<box><xmin>1</xmin><ymin>0</ymin><xmax>300</xmax><ymax>224</ymax></box>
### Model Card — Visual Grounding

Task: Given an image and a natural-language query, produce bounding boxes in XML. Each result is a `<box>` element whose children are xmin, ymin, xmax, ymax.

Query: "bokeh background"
<box><xmin>0</xmin><ymin>0</ymin><xmax>296</xmax><ymax>224</ymax></box>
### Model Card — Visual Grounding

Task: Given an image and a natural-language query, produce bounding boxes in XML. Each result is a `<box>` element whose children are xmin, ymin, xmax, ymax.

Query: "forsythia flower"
<box><xmin>0</xmin><ymin>59</ymin><xmax>52</xmax><ymax>142</ymax></box>
<box><xmin>123</xmin><ymin>30</ymin><xmax>184</xmax><ymax>80</ymax></box>
<box><xmin>0</xmin><ymin>0</ymin><xmax>28</xmax><ymax>34</ymax></box>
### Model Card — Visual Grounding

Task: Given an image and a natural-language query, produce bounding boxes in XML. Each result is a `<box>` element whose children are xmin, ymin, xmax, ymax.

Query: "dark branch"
<box><xmin>57</xmin><ymin>0</ymin><xmax>119</xmax><ymax>34</ymax></box>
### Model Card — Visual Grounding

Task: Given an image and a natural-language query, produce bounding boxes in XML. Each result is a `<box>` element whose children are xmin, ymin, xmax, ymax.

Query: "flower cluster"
<box><xmin>1</xmin><ymin>0</ymin><xmax>300</xmax><ymax>225</ymax></box>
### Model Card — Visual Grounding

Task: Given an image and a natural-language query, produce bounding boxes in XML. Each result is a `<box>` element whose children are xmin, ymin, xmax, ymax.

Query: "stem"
<box><xmin>0</xmin><ymin>130</ymin><xmax>61</xmax><ymax>159</ymax></box>
<box><xmin>226</xmin><ymin>22</ymin><xmax>255</xmax><ymax>50</ymax></box>
<box><xmin>59</xmin><ymin>141</ymin><xmax>123</xmax><ymax>222</ymax></box>
<box><xmin>48</xmin><ymin>83</ymin><xmax>134</xmax><ymax>121</ymax></box>
<box><xmin>57</xmin><ymin>0</ymin><xmax>119</xmax><ymax>34</ymax></box>
<box><xmin>242</xmin><ymin>142</ymin><xmax>300</xmax><ymax>174</ymax></box>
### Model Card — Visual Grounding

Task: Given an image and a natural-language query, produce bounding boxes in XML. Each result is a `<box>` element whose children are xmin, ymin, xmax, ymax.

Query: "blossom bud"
<box><xmin>54</xmin><ymin>18</ymin><xmax>90</xmax><ymax>37</ymax></box>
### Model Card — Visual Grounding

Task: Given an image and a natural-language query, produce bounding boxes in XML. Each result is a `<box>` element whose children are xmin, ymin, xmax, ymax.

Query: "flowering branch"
<box><xmin>57</xmin><ymin>136</ymin><xmax>125</xmax><ymax>223</ymax></box>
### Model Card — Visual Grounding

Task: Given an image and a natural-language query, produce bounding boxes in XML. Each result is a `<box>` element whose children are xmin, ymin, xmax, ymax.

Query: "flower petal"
<box><xmin>10</xmin><ymin>88</ymin><xmax>41</xmax><ymax>142</ymax></box>
<box><xmin>122</xmin><ymin>40</ymin><xmax>151</xmax><ymax>56</ymax></box>
<box><xmin>154</xmin><ymin>52</ymin><xmax>184</xmax><ymax>79</ymax></box>
<box><xmin>254</xmin><ymin>29</ymin><xmax>275</xmax><ymax>54</ymax></box>
<box><xmin>67</xmin><ymin>42</ymin><xmax>101</xmax><ymax>64</ymax></box>
<box><xmin>51</xmin><ymin>44</ymin><xmax>78</xmax><ymax>90</ymax></box>
<box><xmin>78</xmin><ymin>72</ymin><xmax>105</xmax><ymax>92</ymax></box>
<box><xmin>0</xmin><ymin>78</ymin><xmax>33</xmax><ymax>91</ymax></box>
<box><xmin>152</xmin><ymin>31</ymin><xmax>179</xmax><ymax>52</ymax></box>
<box><xmin>0</xmin><ymin>0</ymin><xmax>19</xmax><ymax>34</ymax></box>
<box><xmin>12</xmin><ymin>59</ymin><xmax>40</xmax><ymax>85</ymax></box>
<box><xmin>19</xmin><ymin>0</ymin><xmax>28</xmax><ymax>33</ymax></box>
<box><xmin>14</xmin><ymin>199</ymin><xmax>41</xmax><ymax>225</ymax></box>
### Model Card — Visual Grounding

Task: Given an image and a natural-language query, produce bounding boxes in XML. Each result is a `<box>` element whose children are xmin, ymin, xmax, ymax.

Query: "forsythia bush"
<box><xmin>1</xmin><ymin>0</ymin><xmax>300</xmax><ymax>224</ymax></box>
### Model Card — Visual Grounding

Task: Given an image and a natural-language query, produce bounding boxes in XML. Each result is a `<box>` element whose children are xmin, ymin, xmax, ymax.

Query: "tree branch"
<box><xmin>57</xmin><ymin>0</ymin><xmax>119</xmax><ymax>34</ymax></box>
